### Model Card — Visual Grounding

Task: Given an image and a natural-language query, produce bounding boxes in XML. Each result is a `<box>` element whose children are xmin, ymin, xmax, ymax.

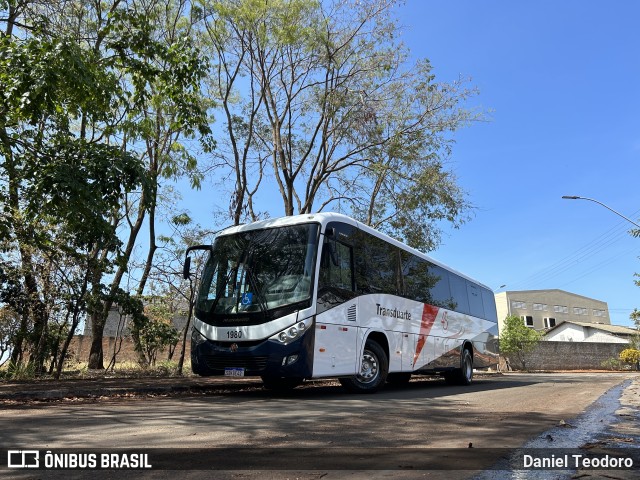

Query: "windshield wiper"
<box><xmin>210</xmin><ymin>266</ymin><xmax>236</xmax><ymax>314</ymax></box>
<box><xmin>245</xmin><ymin>262</ymin><xmax>271</xmax><ymax>319</ymax></box>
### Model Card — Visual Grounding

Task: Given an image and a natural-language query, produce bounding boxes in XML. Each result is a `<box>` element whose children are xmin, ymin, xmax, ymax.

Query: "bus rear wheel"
<box><xmin>339</xmin><ymin>339</ymin><xmax>388</xmax><ymax>393</ymax></box>
<box><xmin>445</xmin><ymin>348</ymin><xmax>473</xmax><ymax>386</ymax></box>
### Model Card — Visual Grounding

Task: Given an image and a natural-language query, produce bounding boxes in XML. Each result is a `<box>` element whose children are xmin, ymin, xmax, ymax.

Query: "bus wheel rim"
<box><xmin>358</xmin><ymin>351</ymin><xmax>378</xmax><ymax>383</ymax></box>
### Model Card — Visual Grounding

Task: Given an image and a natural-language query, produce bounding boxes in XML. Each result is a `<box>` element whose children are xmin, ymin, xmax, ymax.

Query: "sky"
<box><xmin>176</xmin><ymin>0</ymin><xmax>640</xmax><ymax>328</ymax></box>
<box><xmin>393</xmin><ymin>0</ymin><xmax>640</xmax><ymax>327</ymax></box>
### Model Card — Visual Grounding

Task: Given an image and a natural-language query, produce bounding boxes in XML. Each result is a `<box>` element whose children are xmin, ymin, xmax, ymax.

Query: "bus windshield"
<box><xmin>196</xmin><ymin>223</ymin><xmax>319</xmax><ymax>319</ymax></box>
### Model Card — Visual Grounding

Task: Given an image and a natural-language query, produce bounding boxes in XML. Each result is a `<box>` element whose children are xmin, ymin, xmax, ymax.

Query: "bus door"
<box><xmin>313</xmin><ymin>236</ymin><xmax>359</xmax><ymax>377</ymax></box>
<box><xmin>314</xmin><ymin>300</ymin><xmax>358</xmax><ymax>376</ymax></box>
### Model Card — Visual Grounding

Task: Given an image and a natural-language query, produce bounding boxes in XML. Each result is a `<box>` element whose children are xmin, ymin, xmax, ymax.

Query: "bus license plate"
<box><xmin>224</xmin><ymin>367</ymin><xmax>245</xmax><ymax>377</ymax></box>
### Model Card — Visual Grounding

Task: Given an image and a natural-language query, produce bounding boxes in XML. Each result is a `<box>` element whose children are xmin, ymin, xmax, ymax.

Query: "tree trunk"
<box><xmin>177</xmin><ymin>300</ymin><xmax>194</xmax><ymax>375</ymax></box>
<box><xmin>88</xmin><ymin>310</ymin><xmax>106</xmax><ymax>369</ymax></box>
<box><xmin>88</xmin><ymin>193</ymin><xmax>148</xmax><ymax>369</ymax></box>
<box><xmin>55</xmin><ymin>279</ymin><xmax>89</xmax><ymax>379</ymax></box>
<box><xmin>2</xmin><ymin>128</ymin><xmax>48</xmax><ymax>373</ymax></box>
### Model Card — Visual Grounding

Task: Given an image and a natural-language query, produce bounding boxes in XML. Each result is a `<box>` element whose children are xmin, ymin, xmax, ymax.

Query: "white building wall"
<box><xmin>584</xmin><ymin>331</ymin><xmax>629</xmax><ymax>344</ymax></box>
<box><xmin>546</xmin><ymin>323</ymin><xmax>586</xmax><ymax>342</ymax></box>
<box><xmin>545</xmin><ymin>323</ymin><xmax>629</xmax><ymax>344</ymax></box>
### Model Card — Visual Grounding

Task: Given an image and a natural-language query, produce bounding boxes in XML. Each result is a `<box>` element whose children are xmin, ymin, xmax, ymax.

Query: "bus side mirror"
<box><xmin>322</xmin><ymin>241</ymin><xmax>339</xmax><ymax>267</ymax></box>
<box><xmin>183</xmin><ymin>244</ymin><xmax>212</xmax><ymax>279</ymax></box>
<box><xmin>183</xmin><ymin>256</ymin><xmax>191</xmax><ymax>279</ymax></box>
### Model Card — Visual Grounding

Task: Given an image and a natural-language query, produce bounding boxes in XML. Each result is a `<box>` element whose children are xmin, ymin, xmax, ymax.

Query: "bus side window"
<box><xmin>481</xmin><ymin>287</ymin><xmax>498</xmax><ymax>322</ymax></box>
<box><xmin>467</xmin><ymin>281</ymin><xmax>484</xmax><ymax>318</ymax></box>
<box><xmin>318</xmin><ymin>239</ymin><xmax>355</xmax><ymax>312</ymax></box>
<box><xmin>429</xmin><ymin>265</ymin><xmax>453</xmax><ymax>309</ymax></box>
<box><xmin>327</xmin><ymin>241</ymin><xmax>353</xmax><ymax>291</ymax></box>
<box><xmin>400</xmin><ymin>253</ymin><xmax>430</xmax><ymax>303</ymax></box>
<box><xmin>355</xmin><ymin>233</ymin><xmax>399</xmax><ymax>295</ymax></box>
<box><xmin>400</xmin><ymin>253</ymin><xmax>452</xmax><ymax>308</ymax></box>
<box><xmin>449</xmin><ymin>274</ymin><xmax>470</xmax><ymax>315</ymax></box>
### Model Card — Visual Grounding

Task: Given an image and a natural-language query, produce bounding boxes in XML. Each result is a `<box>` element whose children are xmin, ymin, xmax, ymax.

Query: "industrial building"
<box><xmin>495</xmin><ymin>289</ymin><xmax>609</xmax><ymax>333</ymax></box>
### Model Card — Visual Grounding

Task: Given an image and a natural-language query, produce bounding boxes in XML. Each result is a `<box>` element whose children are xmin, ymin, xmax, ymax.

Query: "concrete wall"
<box><xmin>71</xmin><ymin>337</ymin><xmax>624</xmax><ymax>371</ymax></box>
<box><xmin>503</xmin><ymin>341</ymin><xmax>628</xmax><ymax>371</ymax></box>
<box><xmin>83</xmin><ymin>309</ymin><xmax>189</xmax><ymax>337</ymax></box>
<box><xmin>75</xmin><ymin>308</ymin><xmax>191</xmax><ymax>366</ymax></box>
<box><xmin>69</xmin><ymin>335</ymin><xmax>191</xmax><ymax>366</ymax></box>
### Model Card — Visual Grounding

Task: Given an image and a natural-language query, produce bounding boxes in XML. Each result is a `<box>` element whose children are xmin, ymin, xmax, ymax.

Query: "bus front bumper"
<box><xmin>190</xmin><ymin>327</ymin><xmax>314</xmax><ymax>379</ymax></box>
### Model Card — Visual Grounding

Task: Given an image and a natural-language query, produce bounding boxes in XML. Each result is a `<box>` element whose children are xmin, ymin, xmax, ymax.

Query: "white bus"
<box><xmin>183</xmin><ymin>213</ymin><xmax>498</xmax><ymax>393</ymax></box>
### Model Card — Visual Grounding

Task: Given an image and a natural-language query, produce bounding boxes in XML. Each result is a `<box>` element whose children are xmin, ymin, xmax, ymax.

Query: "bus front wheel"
<box><xmin>339</xmin><ymin>340</ymin><xmax>388</xmax><ymax>393</ymax></box>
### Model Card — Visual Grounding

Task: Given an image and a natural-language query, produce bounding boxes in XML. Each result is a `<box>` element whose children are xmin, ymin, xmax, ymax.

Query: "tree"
<box><xmin>50</xmin><ymin>0</ymin><xmax>212</xmax><ymax>370</ymax></box>
<box><xmin>145</xmin><ymin>209</ymin><xmax>211</xmax><ymax>374</ymax></box>
<box><xmin>499</xmin><ymin>314</ymin><xmax>543</xmax><ymax>371</ymax></box>
<box><xmin>1</xmin><ymin>0</ymin><xmax>212</xmax><ymax>373</ymax></box>
<box><xmin>627</xmin><ymin>307</ymin><xmax>640</xmax><ymax>352</ymax></box>
<box><xmin>0</xmin><ymin>306</ymin><xmax>20</xmax><ymax>367</ymax></box>
<box><xmin>135</xmin><ymin>301</ymin><xmax>180</xmax><ymax>368</ymax></box>
<box><xmin>198</xmin><ymin>0</ymin><xmax>269</xmax><ymax>224</ymax></box>
<box><xmin>619</xmin><ymin>348</ymin><xmax>640</xmax><ymax>371</ymax></box>
<box><xmin>348</xmin><ymin>61</ymin><xmax>475</xmax><ymax>251</ymax></box>
<box><xmin>84</xmin><ymin>1</ymin><xmax>209</xmax><ymax>369</ymax></box>
<box><xmin>199</xmin><ymin>0</ymin><xmax>479</xmax><ymax>248</ymax></box>
<box><xmin>0</xmin><ymin>4</ymin><xmax>149</xmax><ymax>374</ymax></box>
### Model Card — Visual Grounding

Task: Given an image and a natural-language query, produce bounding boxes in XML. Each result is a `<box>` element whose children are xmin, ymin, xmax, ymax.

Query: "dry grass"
<box><xmin>1</xmin><ymin>359</ymin><xmax>195</xmax><ymax>381</ymax></box>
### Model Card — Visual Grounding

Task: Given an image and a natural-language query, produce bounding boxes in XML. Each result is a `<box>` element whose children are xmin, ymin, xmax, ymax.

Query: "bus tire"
<box><xmin>339</xmin><ymin>339</ymin><xmax>388</xmax><ymax>393</ymax></box>
<box><xmin>261</xmin><ymin>376</ymin><xmax>303</xmax><ymax>390</ymax></box>
<box><xmin>446</xmin><ymin>348</ymin><xmax>473</xmax><ymax>386</ymax></box>
<box><xmin>386</xmin><ymin>372</ymin><xmax>412</xmax><ymax>385</ymax></box>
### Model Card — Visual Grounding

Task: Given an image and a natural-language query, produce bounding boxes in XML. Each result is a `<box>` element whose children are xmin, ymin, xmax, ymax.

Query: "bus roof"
<box><xmin>217</xmin><ymin>212</ymin><xmax>490</xmax><ymax>290</ymax></box>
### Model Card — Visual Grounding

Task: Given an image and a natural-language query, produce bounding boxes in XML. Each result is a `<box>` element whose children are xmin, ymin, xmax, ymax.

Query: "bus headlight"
<box><xmin>271</xmin><ymin>317</ymin><xmax>313</xmax><ymax>344</ymax></box>
<box><xmin>191</xmin><ymin>328</ymin><xmax>208</xmax><ymax>346</ymax></box>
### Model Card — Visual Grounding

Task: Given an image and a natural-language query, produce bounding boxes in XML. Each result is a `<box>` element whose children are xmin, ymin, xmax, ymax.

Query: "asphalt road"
<box><xmin>1</xmin><ymin>372</ymin><xmax>638</xmax><ymax>480</ymax></box>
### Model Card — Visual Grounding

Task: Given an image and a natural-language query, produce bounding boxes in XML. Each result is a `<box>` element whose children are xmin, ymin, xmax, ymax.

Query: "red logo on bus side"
<box><xmin>441</xmin><ymin>311</ymin><xmax>449</xmax><ymax>331</ymax></box>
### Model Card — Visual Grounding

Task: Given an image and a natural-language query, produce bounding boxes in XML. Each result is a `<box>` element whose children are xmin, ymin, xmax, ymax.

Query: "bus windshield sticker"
<box><xmin>241</xmin><ymin>292</ymin><xmax>253</xmax><ymax>305</ymax></box>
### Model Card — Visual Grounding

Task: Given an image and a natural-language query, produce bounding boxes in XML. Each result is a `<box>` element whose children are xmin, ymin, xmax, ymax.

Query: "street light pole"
<box><xmin>561</xmin><ymin>196</ymin><xmax>640</xmax><ymax>229</ymax></box>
